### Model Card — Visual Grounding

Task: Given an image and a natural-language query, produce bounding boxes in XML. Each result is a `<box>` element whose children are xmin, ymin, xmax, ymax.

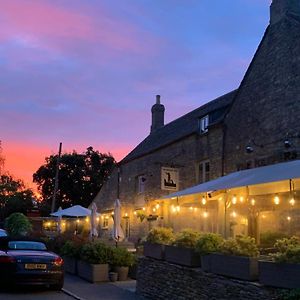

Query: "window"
<box><xmin>137</xmin><ymin>175</ymin><xmax>146</xmax><ymax>193</ymax></box>
<box><xmin>199</xmin><ymin>115</ymin><xmax>209</xmax><ymax>134</ymax></box>
<box><xmin>198</xmin><ymin>160</ymin><xmax>210</xmax><ymax>183</ymax></box>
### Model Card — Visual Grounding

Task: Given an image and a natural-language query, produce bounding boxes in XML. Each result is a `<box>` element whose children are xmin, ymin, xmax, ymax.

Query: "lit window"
<box><xmin>199</xmin><ymin>115</ymin><xmax>209</xmax><ymax>134</ymax></box>
<box><xmin>198</xmin><ymin>160</ymin><xmax>210</xmax><ymax>183</ymax></box>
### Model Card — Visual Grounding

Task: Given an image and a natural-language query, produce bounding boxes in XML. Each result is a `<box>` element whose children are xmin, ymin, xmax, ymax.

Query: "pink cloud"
<box><xmin>0</xmin><ymin>0</ymin><xmax>156</xmax><ymax>54</ymax></box>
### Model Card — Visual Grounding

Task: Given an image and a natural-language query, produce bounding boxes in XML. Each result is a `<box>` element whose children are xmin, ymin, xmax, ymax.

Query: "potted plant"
<box><xmin>259</xmin><ymin>236</ymin><xmax>300</xmax><ymax>288</ymax></box>
<box><xmin>77</xmin><ymin>242</ymin><xmax>112</xmax><ymax>283</ymax></box>
<box><xmin>165</xmin><ymin>229</ymin><xmax>202</xmax><ymax>267</ymax></box>
<box><xmin>61</xmin><ymin>240</ymin><xmax>80</xmax><ymax>274</ymax></box>
<box><xmin>144</xmin><ymin>227</ymin><xmax>174</xmax><ymax>260</ymax></box>
<box><xmin>111</xmin><ymin>247</ymin><xmax>135</xmax><ymax>281</ymax></box>
<box><xmin>210</xmin><ymin>235</ymin><xmax>259</xmax><ymax>281</ymax></box>
<box><xmin>195</xmin><ymin>233</ymin><xmax>223</xmax><ymax>271</ymax></box>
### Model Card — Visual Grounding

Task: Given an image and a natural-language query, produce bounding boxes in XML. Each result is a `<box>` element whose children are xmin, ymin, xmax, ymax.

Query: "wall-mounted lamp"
<box><xmin>246</xmin><ymin>145</ymin><xmax>254</xmax><ymax>153</ymax></box>
<box><xmin>284</xmin><ymin>140</ymin><xmax>291</xmax><ymax>148</ymax></box>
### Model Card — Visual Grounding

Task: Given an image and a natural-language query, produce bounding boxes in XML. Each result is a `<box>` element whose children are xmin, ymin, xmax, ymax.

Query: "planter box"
<box><xmin>77</xmin><ymin>260</ymin><xmax>109</xmax><ymax>283</ymax></box>
<box><xmin>63</xmin><ymin>256</ymin><xmax>77</xmax><ymax>275</ymax></box>
<box><xmin>115</xmin><ymin>266</ymin><xmax>129</xmax><ymax>281</ymax></box>
<box><xmin>210</xmin><ymin>253</ymin><xmax>258</xmax><ymax>281</ymax></box>
<box><xmin>165</xmin><ymin>245</ymin><xmax>201</xmax><ymax>267</ymax></box>
<box><xmin>201</xmin><ymin>255</ymin><xmax>212</xmax><ymax>272</ymax></box>
<box><xmin>259</xmin><ymin>260</ymin><xmax>300</xmax><ymax>289</ymax></box>
<box><xmin>143</xmin><ymin>243</ymin><xmax>165</xmax><ymax>260</ymax></box>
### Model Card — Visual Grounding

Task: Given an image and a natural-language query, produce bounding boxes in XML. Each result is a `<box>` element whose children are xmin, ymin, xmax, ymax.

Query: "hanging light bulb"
<box><xmin>194</xmin><ymin>207</ymin><xmax>198</xmax><ymax>212</ymax></box>
<box><xmin>153</xmin><ymin>208</ymin><xmax>156</xmax><ymax>213</ymax></box>
<box><xmin>133</xmin><ymin>211</ymin><xmax>137</xmax><ymax>215</ymax></box>
<box><xmin>142</xmin><ymin>207</ymin><xmax>146</xmax><ymax>211</ymax></box>
<box><xmin>287</xmin><ymin>216</ymin><xmax>291</xmax><ymax>221</ymax></box>
<box><xmin>156</xmin><ymin>203</ymin><xmax>160</xmax><ymax>209</ymax></box>
<box><xmin>231</xmin><ymin>211</ymin><xmax>237</xmax><ymax>218</ymax></box>
<box><xmin>176</xmin><ymin>206</ymin><xmax>180</xmax><ymax>212</ymax></box>
<box><xmin>274</xmin><ymin>195</ymin><xmax>280</xmax><ymax>205</ymax></box>
<box><xmin>240</xmin><ymin>196</ymin><xmax>244</xmax><ymax>203</ymax></box>
<box><xmin>202</xmin><ymin>196</ymin><xmax>206</xmax><ymax>205</ymax></box>
<box><xmin>203</xmin><ymin>211</ymin><xmax>209</xmax><ymax>218</ymax></box>
<box><xmin>251</xmin><ymin>199</ymin><xmax>255</xmax><ymax>206</ymax></box>
<box><xmin>290</xmin><ymin>198</ymin><xmax>295</xmax><ymax>206</ymax></box>
<box><xmin>232</xmin><ymin>196</ymin><xmax>237</xmax><ymax>205</ymax></box>
<box><xmin>189</xmin><ymin>206</ymin><xmax>193</xmax><ymax>210</ymax></box>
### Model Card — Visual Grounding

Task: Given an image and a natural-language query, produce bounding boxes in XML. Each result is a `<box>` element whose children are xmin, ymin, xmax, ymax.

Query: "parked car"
<box><xmin>0</xmin><ymin>229</ymin><xmax>7</xmax><ymax>237</ymax></box>
<box><xmin>0</xmin><ymin>238</ymin><xmax>64</xmax><ymax>290</ymax></box>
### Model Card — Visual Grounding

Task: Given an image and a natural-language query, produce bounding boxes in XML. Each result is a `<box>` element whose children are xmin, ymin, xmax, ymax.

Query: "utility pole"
<box><xmin>51</xmin><ymin>142</ymin><xmax>62</xmax><ymax>213</ymax></box>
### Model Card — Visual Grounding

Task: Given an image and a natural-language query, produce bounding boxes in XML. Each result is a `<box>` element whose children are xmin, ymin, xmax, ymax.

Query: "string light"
<box><xmin>203</xmin><ymin>211</ymin><xmax>209</xmax><ymax>218</ymax></box>
<box><xmin>274</xmin><ymin>195</ymin><xmax>280</xmax><ymax>205</ymax></box>
<box><xmin>189</xmin><ymin>206</ymin><xmax>193</xmax><ymax>210</ymax></box>
<box><xmin>287</xmin><ymin>216</ymin><xmax>291</xmax><ymax>221</ymax></box>
<box><xmin>202</xmin><ymin>196</ymin><xmax>207</xmax><ymax>205</ymax></box>
<box><xmin>76</xmin><ymin>219</ymin><xmax>80</xmax><ymax>224</ymax></box>
<box><xmin>96</xmin><ymin>217</ymin><xmax>100</xmax><ymax>222</ymax></box>
<box><xmin>142</xmin><ymin>207</ymin><xmax>146</xmax><ymax>211</ymax></box>
<box><xmin>85</xmin><ymin>217</ymin><xmax>89</xmax><ymax>222</ymax></box>
<box><xmin>111</xmin><ymin>211</ymin><xmax>114</xmax><ymax>215</ymax></box>
<box><xmin>194</xmin><ymin>207</ymin><xmax>198</xmax><ymax>212</ymax></box>
<box><xmin>176</xmin><ymin>206</ymin><xmax>180</xmax><ymax>212</ymax></box>
<box><xmin>231</xmin><ymin>211</ymin><xmax>237</xmax><ymax>218</ymax></box>
<box><xmin>240</xmin><ymin>196</ymin><xmax>244</xmax><ymax>203</ymax></box>
<box><xmin>124</xmin><ymin>213</ymin><xmax>128</xmax><ymax>217</ymax></box>
<box><xmin>232</xmin><ymin>196</ymin><xmax>237</xmax><ymax>205</ymax></box>
<box><xmin>251</xmin><ymin>199</ymin><xmax>255</xmax><ymax>206</ymax></box>
<box><xmin>153</xmin><ymin>208</ymin><xmax>156</xmax><ymax>213</ymax></box>
<box><xmin>290</xmin><ymin>198</ymin><xmax>295</xmax><ymax>206</ymax></box>
<box><xmin>156</xmin><ymin>204</ymin><xmax>160</xmax><ymax>209</ymax></box>
<box><xmin>133</xmin><ymin>211</ymin><xmax>137</xmax><ymax>215</ymax></box>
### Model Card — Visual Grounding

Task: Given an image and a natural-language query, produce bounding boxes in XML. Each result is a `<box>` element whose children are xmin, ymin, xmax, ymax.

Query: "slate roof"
<box><xmin>121</xmin><ymin>90</ymin><xmax>237</xmax><ymax>163</ymax></box>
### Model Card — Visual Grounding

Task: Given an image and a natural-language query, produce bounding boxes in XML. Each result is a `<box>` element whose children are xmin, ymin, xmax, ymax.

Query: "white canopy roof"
<box><xmin>163</xmin><ymin>160</ymin><xmax>300</xmax><ymax>199</ymax></box>
<box><xmin>51</xmin><ymin>205</ymin><xmax>94</xmax><ymax>217</ymax></box>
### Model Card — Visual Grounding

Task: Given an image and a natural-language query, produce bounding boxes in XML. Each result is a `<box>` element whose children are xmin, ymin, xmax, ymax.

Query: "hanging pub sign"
<box><xmin>161</xmin><ymin>167</ymin><xmax>179</xmax><ymax>191</ymax></box>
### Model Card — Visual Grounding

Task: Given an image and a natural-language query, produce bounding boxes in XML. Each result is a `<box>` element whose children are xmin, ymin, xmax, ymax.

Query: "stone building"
<box><xmin>94</xmin><ymin>0</ymin><xmax>300</xmax><ymax>239</ymax></box>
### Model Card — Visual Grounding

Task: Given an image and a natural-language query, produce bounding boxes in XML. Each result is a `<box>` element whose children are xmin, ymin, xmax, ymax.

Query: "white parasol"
<box><xmin>113</xmin><ymin>199</ymin><xmax>124</xmax><ymax>242</ymax></box>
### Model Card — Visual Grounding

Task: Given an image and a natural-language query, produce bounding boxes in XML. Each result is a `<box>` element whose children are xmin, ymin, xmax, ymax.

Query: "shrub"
<box><xmin>146</xmin><ymin>227</ymin><xmax>174</xmax><ymax>245</ymax></box>
<box><xmin>195</xmin><ymin>233</ymin><xmax>223</xmax><ymax>255</ymax></box>
<box><xmin>260</xmin><ymin>231</ymin><xmax>289</xmax><ymax>248</ymax></box>
<box><xmin>221</xmin><ymin>235</ymin><xmax>259</xmax><ymax>257</ymax></box>
<box><xmin>61</xmin><ymin>240</ymin><xmax>81</xmax><ymax>259</ymax></box>
<box><xmin>173</xmin><ymin>229</ymin><xmax>202</xmax><ymax>248</ymax></box>
<box><xmin>281</xmin><ymin>289</ymin><xmax>300</xmax><ymax>300</ymax></box>
<box><xmin>274</xmin><ymin>236</ymin><xmax>300</xmax><ymax>253</ymax></box>
<box><xmin>80</xmin><ymin>242</ymin><xmax>112</xmax><ymax>264</ymax></box>
<box><xmin>273</xmin><ymin>236</ymin><xmax>300</xmax><ymax>263</ymax></box>
<box><xmin>4</xmin><ymin>213</ymin><xmax>32</xmax><ymax>237</ymax></box>
<box><xmin>111</xmin><ymin>247</ymin><xmax>135</xmax><ymax>267</ymax></box>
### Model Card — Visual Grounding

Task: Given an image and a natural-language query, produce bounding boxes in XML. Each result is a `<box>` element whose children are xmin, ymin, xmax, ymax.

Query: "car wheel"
<box><xmin>50</xmin><ymin>281</ymin><xmax>64</xmax><ymax>291</ymax></box>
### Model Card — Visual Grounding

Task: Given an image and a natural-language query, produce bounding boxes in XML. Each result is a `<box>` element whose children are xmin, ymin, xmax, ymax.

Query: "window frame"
<box><xmin>199</xmin><ymin>115</ymin><xmax>209</xmax><ymax>134</ymax></box>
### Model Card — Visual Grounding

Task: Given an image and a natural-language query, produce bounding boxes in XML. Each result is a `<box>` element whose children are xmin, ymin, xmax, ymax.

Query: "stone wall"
<box><xmin>136</xmin><ymin>257</ymin><xmax>283</xmax><ymax>300</ymax></box>
<box><xmin>224</xmin><ymin>17</ymin><xmax>300</xmax><ymax>174</ymax></box>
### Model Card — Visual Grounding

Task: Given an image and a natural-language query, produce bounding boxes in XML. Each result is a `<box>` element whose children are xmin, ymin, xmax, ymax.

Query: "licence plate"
<box><xmin>25</xmin><ymin>263</ymin><xmax>47</xmax><ymax>270</ymax></box>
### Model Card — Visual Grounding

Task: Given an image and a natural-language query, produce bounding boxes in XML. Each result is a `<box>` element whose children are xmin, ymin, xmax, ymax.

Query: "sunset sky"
<box><xmin>0</xmin><ymin>0</ymin><xmax>270</xmax><ymax>189</ymax></box>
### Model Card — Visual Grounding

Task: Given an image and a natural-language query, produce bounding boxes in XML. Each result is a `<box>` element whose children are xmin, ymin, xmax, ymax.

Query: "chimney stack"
<box><xmin>151</xmin><ymin>95</ymin><xmax>165</xmax><ymax>133</ymax></box>
<box><xmin>270</xmin><ymin>0</ymin><xmax>300</xmax><ymax>25</ymax></box>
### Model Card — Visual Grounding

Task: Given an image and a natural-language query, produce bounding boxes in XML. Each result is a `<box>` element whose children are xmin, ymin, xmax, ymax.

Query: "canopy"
<box><xmin>51</xmin><ymin>205</ymin><xmax>93</xmax><ymax>217</ymax></box>
<box><xmin>163</xmin><ymin>160</ymin><xmax>300</xmax><ymax>199</ymax></box>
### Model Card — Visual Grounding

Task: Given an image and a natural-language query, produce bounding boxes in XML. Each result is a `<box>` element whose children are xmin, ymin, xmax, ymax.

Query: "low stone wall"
<box><xmin>136</xmin><ymin>257</ymin><xmax>284</xmax><ymax>300</ymax></box>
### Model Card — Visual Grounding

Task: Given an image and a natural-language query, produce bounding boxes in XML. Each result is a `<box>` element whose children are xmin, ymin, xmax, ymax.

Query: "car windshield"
<box><xmin>8</xmin><ymin>241</ymin><xmax>47</xmax><ymax>251</ymax></box>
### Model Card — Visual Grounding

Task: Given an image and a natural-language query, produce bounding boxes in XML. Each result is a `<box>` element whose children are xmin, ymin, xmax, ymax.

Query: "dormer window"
<box><xmin>199</xmin><ymin>115</ymin><xmax>209</xmax><ymax>134</ymax></box>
